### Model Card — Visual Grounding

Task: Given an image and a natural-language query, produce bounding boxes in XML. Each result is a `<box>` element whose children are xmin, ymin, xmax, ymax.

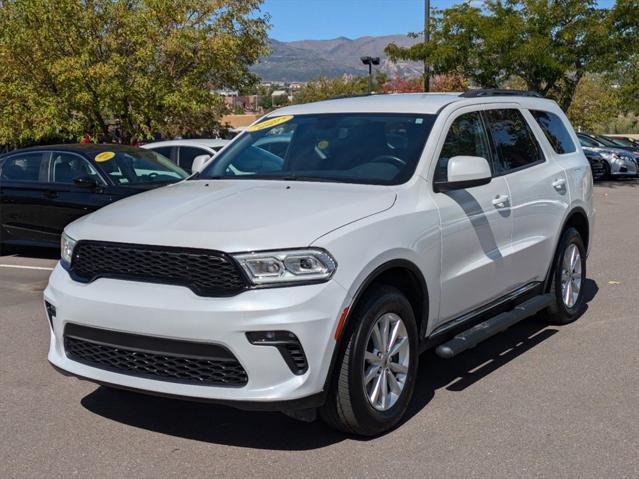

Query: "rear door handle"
<box><xmin>44</xmin><ymin>190</ymin><xmax>58</xmax><ymax>199</ymax></box>
<box><xmin>492</xmin><ymin>194</ymin><xmax>509</xmax><ymax>208</ymax></box>
<box><xmin>552</xmin><ymin>178</ymin><xmax>566</xmax><ymax>190</ymax></box>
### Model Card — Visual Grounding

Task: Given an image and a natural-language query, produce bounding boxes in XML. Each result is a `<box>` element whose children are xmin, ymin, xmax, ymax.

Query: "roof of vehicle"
<box><xmin>142</xmin><ymin>139</ymin><xmax>229</xmax><ymax>150</ymax></box>
<box><xmin>0</xmin><ymin>143</ymin><xmax>144</xmax><ymax>159</ymax></box>
<box><xmin>269</xmin><ymin>92</ymin><xmax>560</xmax><ymax>117</ymax></box>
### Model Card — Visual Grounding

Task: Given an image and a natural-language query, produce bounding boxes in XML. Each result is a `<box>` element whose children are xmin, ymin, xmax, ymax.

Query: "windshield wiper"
<box><xmin>280</xmin><ymin>175</ymin><xmax>335</xmax><ymax>183</ymax></box>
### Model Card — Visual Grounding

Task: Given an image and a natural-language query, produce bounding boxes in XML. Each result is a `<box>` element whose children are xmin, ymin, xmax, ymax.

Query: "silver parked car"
<box><xmin>578</xmin><ymin>135</ymin><xmax>638</xmax><ymax>178</ymax></box>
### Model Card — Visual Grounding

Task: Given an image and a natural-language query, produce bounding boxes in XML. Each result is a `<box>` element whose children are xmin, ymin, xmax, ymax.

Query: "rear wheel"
<box><xmin>545</xmin><ymin>227</ymin><xmax>587</xmax><ymax>325</ymax></box>
<box><xmin>320</xmin><ymin>285</ymin><xmax>418</xmax><ymax>436</ymax></box>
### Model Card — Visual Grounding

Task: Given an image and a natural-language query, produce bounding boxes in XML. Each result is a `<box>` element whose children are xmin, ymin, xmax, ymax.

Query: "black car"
<box><xmin>0</xmin><ymin>144</ymin><xmax>188</xmax><ymax>252</ymax></box>
<box><xmin>582</xmin><ymin>148</ymin><xmax>607</xmax><ymax>180</ymax></box>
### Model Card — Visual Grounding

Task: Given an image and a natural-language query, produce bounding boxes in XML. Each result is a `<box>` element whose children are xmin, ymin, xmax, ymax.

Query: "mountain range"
<box><xmin>251</xmin><ymin>34</ymin><xmax>423</xmax><ymax>83</ymax></box>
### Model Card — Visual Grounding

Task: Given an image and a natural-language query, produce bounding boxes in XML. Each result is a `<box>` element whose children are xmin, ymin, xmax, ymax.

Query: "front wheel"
<box><xmin>320</xmin><ymin>285</ymin><xmax>418</xmax><ymax>436</ymax></box>
<box><xmin>545</xmin><ymin>227</ymin><xmax>587</xmax><ymax>325</ymax></box>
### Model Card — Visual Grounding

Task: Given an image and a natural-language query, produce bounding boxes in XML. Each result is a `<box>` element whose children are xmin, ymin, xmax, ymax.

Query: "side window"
<box><xmin>484</xmin><ymin>109</ymin><xmax>544</xmax><ymax>174</ymax></box>
<box><xmin>0</xmin><ymin>152</ymin><xmax>46</xmax><ymax>183</ymax></box>
<box><xmin>530</xmin><ymin>110</ymin><xmax>576</xmax><ymax>154</ymax></box>
<box><xmin>50</xmin><ymin>153</ymin><xmax>103</xmax><ymax>185</ymax></box>
<box><xmin>179</xmin><ymin>147</ymin><xmax>209</xmax><ymax>171</ymax></box>
<box><xmin>150</xmin><ymin>146</ymin><xmax>174</xmax><ymax>161</ymax></box>
<box><xmin>435</xmin><ymin>111</ymin><xmax>491</xmax><ymax>182</ymax></box>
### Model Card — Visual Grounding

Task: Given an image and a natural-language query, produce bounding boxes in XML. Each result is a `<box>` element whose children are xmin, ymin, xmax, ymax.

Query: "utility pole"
<box><xmin>424</xmin><ymin>0</ymin><xmax>430</xmax><ymax>92</ymax></box>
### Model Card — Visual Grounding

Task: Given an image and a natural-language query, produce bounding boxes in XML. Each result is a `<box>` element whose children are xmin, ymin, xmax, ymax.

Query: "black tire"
<box><xmin>319</xmin><ymin>284</ymin><xmax>419</xmax><ymax>436</ymax></box>
<box><xmin>545</xmin><ymin>227</ymin><xmax>587</xmax><ymax>325</ymax></box>
<box><xmin>602</xmin><ymin>161</ymin><xmax>612</xmax><ymax>180</ymax></box>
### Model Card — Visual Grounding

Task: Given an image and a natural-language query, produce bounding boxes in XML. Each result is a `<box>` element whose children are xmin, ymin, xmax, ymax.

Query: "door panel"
<box><xmin>0</xmin><ymin>152</ymin><xmax>51</xmax><ymax>245</ymax></box>
<box><xmin>431</xmin><ymin>110</ymin><xmax>514</xmax><ymax>324</ymax></box>
<box><xmin>503</xmin><ymin>163</ymin><xmax>568</xmax><ymax>286</ymax></box>
<box><xmin>41</xmin><ymin>152</ymin><xmax>113</xmax><ymax>238</ymax></box>
<box><xmin>503</xmin><ymin>109</ymin><xmax>571</xmax><ymax>286</ymax></box>
<box><xmin>435</xmin><ymin>177</ymin><xmax>514</xmax><ymax>322</ymax></box>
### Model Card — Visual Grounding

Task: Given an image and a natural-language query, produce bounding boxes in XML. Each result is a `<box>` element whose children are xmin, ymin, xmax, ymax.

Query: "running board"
<box><xmin>435</xmin><ymin>294</ymin><xmax>554</xmax><ymax>359</ymax></box>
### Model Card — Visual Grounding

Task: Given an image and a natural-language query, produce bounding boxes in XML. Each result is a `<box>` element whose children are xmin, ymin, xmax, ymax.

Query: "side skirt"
<box><xmin>420</xmin><ymin>282</ymin><xmax>543</xmax><ymax>354</ymax></box>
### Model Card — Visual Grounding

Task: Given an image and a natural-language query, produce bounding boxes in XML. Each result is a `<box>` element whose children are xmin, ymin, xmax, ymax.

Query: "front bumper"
<box><xmin>45</xmin><ymin>263</ymin><xmax>348</xmax><ymax>408</ymax></box>
<box><xmin>610</xmin><ymin>158</ymin><xmax>638</xmax><ymax>176</ymax></box>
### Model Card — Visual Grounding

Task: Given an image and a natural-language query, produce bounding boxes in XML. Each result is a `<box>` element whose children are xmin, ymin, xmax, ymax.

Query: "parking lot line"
<box><xmin>0</xmin><ymin>264</ymin><xmax>54</xmax><ymax>271</ymax></box>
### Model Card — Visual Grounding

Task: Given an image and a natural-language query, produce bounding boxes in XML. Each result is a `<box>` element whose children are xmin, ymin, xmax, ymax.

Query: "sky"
<box><xmin>261</xmin><ymin>0</ymin><xmax>618</xmax><ymax>42</ymax></box>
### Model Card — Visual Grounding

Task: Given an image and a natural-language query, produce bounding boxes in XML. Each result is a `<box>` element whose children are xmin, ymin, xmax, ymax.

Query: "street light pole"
<box><xmin>360</xmin><ymin>56</ymin><xmax>381</xmax><ymax>94</ymax></box>
<box><xmin>424</xmin><ymin>0</ymin><xmax>430</xmax><ymax>92</ymax></box>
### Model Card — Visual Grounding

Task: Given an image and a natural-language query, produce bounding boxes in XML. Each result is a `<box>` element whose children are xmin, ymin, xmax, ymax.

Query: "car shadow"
<box><xmin>1</xmin><ymin>245</ymin><xmax>59</xmax><ymax>259</ymax></box>
<box><xmin>80</xmin><ymin>279</ymin><xmax>599</xmax><ymax>449</ymax></box>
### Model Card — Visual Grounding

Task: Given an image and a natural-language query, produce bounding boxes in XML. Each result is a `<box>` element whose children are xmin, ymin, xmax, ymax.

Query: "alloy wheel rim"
<box><xmin>362</xmin><ymin>312</ymin><xmax>410</xmax><ymax>411</ymax></box>
<box><xmin>560</xmin><ymin>243</ymin><xmax>582</xmax><ymax>308</ymax></box>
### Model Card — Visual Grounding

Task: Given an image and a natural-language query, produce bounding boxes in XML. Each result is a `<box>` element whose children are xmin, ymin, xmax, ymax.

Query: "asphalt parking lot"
<box><xmin>1</xmin><ymin>179</ymin><xmax>638</xmax><ymax>479</ymax></box>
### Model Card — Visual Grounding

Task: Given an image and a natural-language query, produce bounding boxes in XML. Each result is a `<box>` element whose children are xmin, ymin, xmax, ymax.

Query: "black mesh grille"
<box><xmin>588</xmin><ymin>159</ymin><xmax>605</xmax><ymax>179</ymax></box>
<box><xmin>64</xmin><ymin>324</ymin><xmax>248</xmax><ymax>386</ymax></box>
<box><xmin>69</xmin><ymin>241</ymin><xmax>247</xmax><ymax>297</ymax></box>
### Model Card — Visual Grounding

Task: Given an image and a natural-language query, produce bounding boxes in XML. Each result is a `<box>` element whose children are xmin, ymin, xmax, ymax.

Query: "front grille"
<box><xmin>69</xmin><ymin>241</ymin><xmax>247</xmax><ymax>297</ymax></box>
<box><xmin>64</xmin><ymin>323</ymin><xmax>248</xmax><ymax>386</ymax></box>
<box><xmin>587</xmin><ymin>159</ymin><xmax>605</xmax><ymax>179</ymax></box>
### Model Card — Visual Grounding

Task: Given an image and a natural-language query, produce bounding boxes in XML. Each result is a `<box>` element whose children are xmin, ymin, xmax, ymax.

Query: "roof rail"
<box><xmin>460</xmin><ymin>89</ymin><xmax>544</xmax><ymax>98</ymax></box>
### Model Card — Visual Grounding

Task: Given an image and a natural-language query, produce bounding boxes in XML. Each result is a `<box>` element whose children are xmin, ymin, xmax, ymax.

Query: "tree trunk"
<box><xmin>558</xmin><ymin>71</ymin><xmax>584</xmax><ymax>112</ymax></box>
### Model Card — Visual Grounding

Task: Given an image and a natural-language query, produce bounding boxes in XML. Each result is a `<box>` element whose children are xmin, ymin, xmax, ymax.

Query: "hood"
<box><xmin>67</xmin><ymin>179</ymin><xmax>396</xmax><ymax>252</ymax></box>
<box><xmin>583</xmin><ymin>146</ymin><xmax>639</xmax><ymax>160</ymax></box>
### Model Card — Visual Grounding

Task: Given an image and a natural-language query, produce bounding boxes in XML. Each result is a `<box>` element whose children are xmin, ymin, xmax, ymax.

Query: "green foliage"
<box><xmin>386</xmin><ymin>0</ymin><xmax>639</xmax><ymax>111</ymax></box>
<box><xmin>567</xmin><ymin>74</ymin><xmax>620</xmax><ymax>132</ymax></box>
<box><xmin>293</xmin><ymin>73</ymin><xmax>387</xmax><ymax>104</ymax></box>
<box><xmin>0</xmin><ymin>0</ymin><xmax>270</xmax><ymax>146</ymax></box>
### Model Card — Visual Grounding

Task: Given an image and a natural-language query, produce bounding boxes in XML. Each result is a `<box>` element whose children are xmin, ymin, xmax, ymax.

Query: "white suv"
<box><xmin>45</xmin><ymin>91</ymin><xmax>594</xmax><ymax>436</ymax></box>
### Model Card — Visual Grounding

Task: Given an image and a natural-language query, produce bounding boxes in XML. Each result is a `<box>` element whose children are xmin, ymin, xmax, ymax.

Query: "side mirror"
<box><xmin>435</xmin><ymin>155</ymin><xmax>492</xmax><ymax>191</ymax></box>
<box><xmin>191</xmin><ymin>154</ymin><xmax>212</xmax><ymax>174</ymax></box>
<box><xmin>73</xmin><ymin>176</ymin><xmax>98</xmax><ymax>189</ymax></box>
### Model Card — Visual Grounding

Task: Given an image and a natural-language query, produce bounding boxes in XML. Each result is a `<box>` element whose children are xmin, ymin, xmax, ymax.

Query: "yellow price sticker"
<box><xmin>95</xmin><ymin>151</ymin><xmax>115</xmax><ymax>162</ymax></box>
<box><xmin>247</xmin><ymin>115</ymin><xmax>294</xmax><ymax>132</ymax></box>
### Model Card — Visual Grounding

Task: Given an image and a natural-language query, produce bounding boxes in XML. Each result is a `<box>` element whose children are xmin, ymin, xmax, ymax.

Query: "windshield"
<box><xmin>199</xmin><ymin>113</ymin><xmax>436</xmax><ymax>185</ymax></box>
<box><xmin>95</xmin><ymin>149</ymin><xmax>188</xmax><ymax>185</ymax></box>
<box><xmin>606</xmin><ymin>137</ymin><xmax>636</xmax><ymax>148</ymax></box>
<box><xmin>578</xmin><ymin>135</ymin><xmax>600</xmax><ymax>147</ymax></box>
<box><xmin>594</xmin><ymin>135</ymin><xmax>623</xmax><ymax>148</ymax></box>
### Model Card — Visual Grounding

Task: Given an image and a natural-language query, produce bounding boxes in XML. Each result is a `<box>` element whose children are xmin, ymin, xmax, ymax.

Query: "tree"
<box><xmin>386</xmin><ymin>0</ymin><xmax>639</xmax><ymax>111</ymax></box>
<box><xmin>382</xmin><ymin>74</ymin><xmax>467</xmax><ymax>93</ymax></box>
<box><xmin>293</xmin><ymin>73</ymin><xmax>387</xmax><ymax>104</ymax></box>
<box><xmin>0</xmin><ymin>0</ymin><xmax>270</xmax><ymax>146</ymax></box>
<box><xmin>567</xmin><ymin>74</ymin><xmax>620</xmax><ymax>132</ymax></box>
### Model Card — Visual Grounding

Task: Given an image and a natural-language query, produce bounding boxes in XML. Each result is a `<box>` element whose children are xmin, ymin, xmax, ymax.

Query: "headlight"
<box><xmin>232</xmin><ymin>249</ymin><xmax>337</xmax><ymax>286</ymax></box>
<box><xmin>60</xmin><ymin>233</ymin><xmax>77</xmax><ymax>267</ymax></box>
<box><xmin>598</xmin><ymin>151</ymin><xmax>619</xmax><ymax>161</ymax></box>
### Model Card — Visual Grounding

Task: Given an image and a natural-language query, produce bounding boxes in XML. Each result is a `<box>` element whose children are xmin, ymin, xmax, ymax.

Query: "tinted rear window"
<box><xmin>484</xmin><ymin>109</ymin><xmax>544</xmax><ymax>174</ymax></box>
<box><xmin>531</xmin><ymin>110</ymin><xmax>576</xmax><ymax>154</ymax></box>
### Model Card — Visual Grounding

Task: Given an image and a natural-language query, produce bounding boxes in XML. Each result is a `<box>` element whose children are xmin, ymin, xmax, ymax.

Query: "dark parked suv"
<box><xmin>0</xmin><ymin>144</ymin><xmax>187</xmax><ymax>253</ymax></box>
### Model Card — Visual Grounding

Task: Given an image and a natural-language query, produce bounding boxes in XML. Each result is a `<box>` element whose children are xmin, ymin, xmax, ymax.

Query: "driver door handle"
<box><xmin>44</xmin><ymin>190</ymin><xmax>58</xmax><ymax>199</ymax></box>
<box><xmin>492</xmin><ymin>194</ymin><xmax>509</xmax><ymax>208</ymax></box>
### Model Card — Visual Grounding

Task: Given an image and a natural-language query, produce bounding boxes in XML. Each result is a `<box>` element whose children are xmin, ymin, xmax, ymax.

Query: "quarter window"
<box><xmin>530</xmin><ymin>110</ymin><xmax>576</xmax><ymax>154</ymax></box>
<box><xmin>484</xmin><ymin>109</ymin><xmax>544</xmax><ymax>174</ymax></box>
<box><xmin>0</xmin><ymin>153</ymin><xmax>45</xmax><ymax>183</ymax></box>
<box><xmin>435</xmin><ymin>112</ymin><xmax>491</xmax><ymax>182</ymax></box>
